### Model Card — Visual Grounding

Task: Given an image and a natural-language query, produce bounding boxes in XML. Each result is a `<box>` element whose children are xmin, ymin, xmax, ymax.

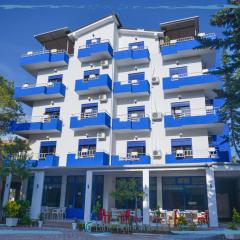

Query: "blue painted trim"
<box><xmin>127</xmin><ymin>141</ymin><xmax>145</xmax><ymax>147</ymax></box>
<box><xmin>70</xmin><ymin>112</ymin><xmax>111</xmax><ymax>130</ymax></box>
<box><xmin>171</xmin><ymin>101</ymin><xmax>190</xmax><ymax>108</ymax></box>
<box><xmin>111</xmin><ymin>155</ymin><xmax>150</xmax><ymax>165</ymax></box>
<box><xmin>114</xmin><ymin>48</ymin><xmax>150</xmax><ymax>61</ymax></box>
<box><xmin>67</xmin><ymin>152</ymin><xmax>110</xmax><ymax>167</ymax></box>
<box><xmin>48</xmin><ymin>74</ymin><xmax>63</xmax><ymax>80</ymax></box>
<box><xmin>163</xmin><ymin>74</ymin><xmax>221</xmax><ymax>91</ymax></box>
<box><xmin>171</xmin><ymin>138</ymin><xmax>192</xmax><ymax>147</ymax></box>
<box><xmin>128</xmin><ymin>106</ymin><xmax>145</xmax><ymax>112</ymax></box>
<box><xmin>84</xmin><ymin>69</ymin><xmax>100</xmax><ymax>78</ymax></box>
<box><xmin>75</xmin><ymin>74</ymin><xmax>112</xmax><ymax>93</ymax></box>
<box><xmin>45</xmin><ymin>107</ymin><xmax>60</xmax><ymax>113</ymax></box>
<box><xmin>81</xmin><ymin>103</ymin><xmax>98</xmax><ymax>109</ymax></box>
<box><xmin>128</xmin><ymin>72</ymin><xmax>145</xmax><ymax>81</ymax></box>
<box><xmin>27</xmin><ymin>155</ymin><xmax>59</xmax><ymax>168</ymax></box>
<box><xmin>79</xmin><ymin>138</ymin><xmax>96</xmax><ymax>145</ymax></box>
<box><xmin>40</xmin><ymin>141</ymin><xmax>56</xmax><ymax>147</ymax></box>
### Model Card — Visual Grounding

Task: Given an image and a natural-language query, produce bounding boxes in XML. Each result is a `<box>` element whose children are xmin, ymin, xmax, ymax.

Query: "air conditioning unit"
<box><xmin>50</xmin><ymin>49</ymin><xmax>57</xmax><ymax>53</ymax></box>
<box><xmin>131</xmin><ymin>45</ymin><xmax>139</xmax><ymax>50</ymax></box>
<box><xmin>202</xmin><ymin>69</ymin><xmax>209</xmax><ymax>74</ymax></box>
<box><xmin>97</xmin><ymin>132</ymin><xmax>106</xmax><ymax>140</ymax></box>
<box><xmin>99</xmin><ymin>94</ymin><xmax>107</xmax><ymax>103</ymax></box>
<box><xmin>131</xmin><ymin>79</ymin><xmax>138</xmax><ymax>84</ymax></box>
<box><xmin>22</xmin><ymin>83</ymin><xmax>29</xmax><ymax>88</ymax></box>
<box><xmin>152</xmin><ymin>112</ymin><xmax>162</xmax><ymax>121</ymax></box>
<box><xmin>176</xmin><ymin>149</ymin><xmax>184</xmax><ymax>158</ymax></box>
<box><xmin>47</xmin><ymin>82</ymin><xmax>54</xmax><ymax>86</ymax></box>
<box><xmin>172</xmin><ymin>74</ymin><xmax>179</xmax><ymax>80</ymax></box>
<box><xmin>89</xmin><ymin>74</ymin><xmax>96</xmax><ymax>79</ymax></box>
<box><xmin>91</xmin><ymin>38</ymin><xmax>98</xmax><ymax>44</ymax></box>
<box><xmin>131</xmin><ymin>152</ymin><xmax>139</xmax><ymax>158</ymax></box>
<box><xmin>153</xmin><ymin>150</ymin><xmax>162</xmax><ymax>158</ymax></box>
<box><xmin>101</xmin><ymin>60</ymin><xmax>109</xmax><ymax>68</ymax></box>
<box><xmin>152</xmin><ymin>76</ymin><xmax>159</xmax><ymax>84</ymax></box>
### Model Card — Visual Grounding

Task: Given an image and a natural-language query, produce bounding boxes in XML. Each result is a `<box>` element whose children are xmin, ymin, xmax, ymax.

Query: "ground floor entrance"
<box><xmin>2</xmin><ymin>164</ymin><xmax>240</xmax><ymax>227</ymax></box>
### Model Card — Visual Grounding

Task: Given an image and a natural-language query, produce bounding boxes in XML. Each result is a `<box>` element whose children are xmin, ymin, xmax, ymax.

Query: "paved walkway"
<box><xmin>0</xmin><ymin>227</ymin><xmax>226</xmax><ymax>240</ymax></box>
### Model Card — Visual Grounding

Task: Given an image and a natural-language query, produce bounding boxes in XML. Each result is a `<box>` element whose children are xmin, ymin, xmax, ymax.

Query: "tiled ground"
<box><xmin>0</xmin><ymin>227</ymin><xmax>225</xmax><ymax>240</ymax></box>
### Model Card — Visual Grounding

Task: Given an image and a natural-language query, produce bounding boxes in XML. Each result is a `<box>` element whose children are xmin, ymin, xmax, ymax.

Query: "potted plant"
<box><xmin>72</xmin><ymin>218</ymin><xmax>77</xmax><ymax>230</ymax></box>
<box><xmin>92</xmin><ymin>197</ymin><xmax>101</xmax><ymax>221</ymax></box>
<box><xmin>38</xmin><ymin>213</ymin><xmax>43</xmax><ymax>228</ymax></box>
<box><xmin>4</xmin><ymin>201</ymin><xmax>20</xmax><ymax>227</ymax></box>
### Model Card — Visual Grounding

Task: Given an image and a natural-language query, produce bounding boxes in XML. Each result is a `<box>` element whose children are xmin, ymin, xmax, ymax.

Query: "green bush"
<box><xmin>232</xmin><ymin>208</ymin><xmax>240</xmax><ymax>224</ymax></box>
<box><xmin>228</xmin><ymin>222</ymin><xmax>238</xmax><ymax>230</ymax></box>
<box><xmin>4</xmin><ymin>201</ymin><xmax>20</xmax><ymax>218</ymax></box>
<box><xmin>78</xmin><ymin>223</ymin><xmax>85</xmax><ymax>231</ymax></box>
<box><xmin>16</xmin><ymin>200</ymin><xmax>31</xmax><ymax>225</ymax></box>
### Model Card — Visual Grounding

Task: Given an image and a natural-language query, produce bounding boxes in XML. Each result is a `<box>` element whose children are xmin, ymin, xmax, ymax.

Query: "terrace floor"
<box><xmin>0</xmin><ymin>227</ymin><xmax>233</xmax><ymax>240</ymax></box>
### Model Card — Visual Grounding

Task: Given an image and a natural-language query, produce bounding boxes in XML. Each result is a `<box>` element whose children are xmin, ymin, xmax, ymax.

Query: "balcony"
<box><xmin>78</xmin><ymin>40</ymin><xmax>113</xmax><ymax>62</ymax></box>
<box><xmin>28</xmin><ymin>154</ymin><xmax>59</xmax><ymax>168</ymax></box>
<box><xmin>114</xmin><ymin>47</ymin><xmax>150</xmax><ymax>67</ymax></box>
<box><xmin>113</xmin><ymin>80</ymin><xmax>150</xmax><ymax>98</ymax></box>
<box><xmin>112</xmin><ymin>116</ymin><xmax>151</xmax><ymax>132</ymax></box>
<box><xmin>160</xmin><ymin>33</ymin><xmax>215</xmax><ymax>60</ymax></box>
<box><xmin>165</xmin><ymin>149</ymin><xmax>230</xmax><ymax>164</ymax></box>
<box><xmin>111</xmin><ymin>154</ymin><xmax>150</xmax><ymax>166</ymax></box>
<box><xmin>11</xmin><ymin>116</ymin><xmax>62</xmax><ymax>136</ymax></box>
<box><xmin>75</xmin><ymin>74</ymin><xmax>112</xmax><ymax>95</ymax></box>
<box><xmin>66</xmin><ymin>152</ymin><xmax>109</xmax><ymax>167</ymax></box>
<box><xmin>14</xmin><ymin>82</ymin><xmax>66</xmax><ymax>106</ymax></box>
<box><xmin>21</xmin><ymin>50</ymin><xmax>69</xmax><ymax>76</ymax></box>
<box><xmin>164</xmin><ymin>107</ymin><xmax>223</xmax><ymax>131</ymax></box>
<box><xmin>163</xmin><ymin>72</ymin><xmax>221</xmax><ymax>94</ymax></box>
<box><xmin>70</xmin><ymin>112</ymin><xmax>111</xmax><ymax>131</ymax></box>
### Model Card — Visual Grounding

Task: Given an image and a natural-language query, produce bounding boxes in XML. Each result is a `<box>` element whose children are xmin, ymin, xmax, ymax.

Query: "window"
<box><xmin>42</xmin><ymin>176</ymin><xmax>62</xmax><ymax>207</ymax></box>
<box><xmin>26</xmin><ymin>176</ymin><xmax>34</xmax><ymax>204</ymax></box>
<box><xmin>171</xmin><ymin>102</ymin><xmax>190</xmax><ymax>118</ymax></box>
<box><xmin>171</xmin><ymin>138</ymin><xmax>193</xmax><ymax>159</ymax></box>
<box><xmin>169</xmin><ymin>66</ymin><xmax>188</xmax><ymax>78</ymax></box>
<box><xmin>48</xmin><ymin>74</ymin><xmax>63</xmax><ymax>83</ymax></box>
<box><xmin>162</xmin><ymin>176</ymin><xmax>207</xmax><ymax>211</ymax></box>
<box><xmin>81</xmin><ymin>103</ymin><xmax>98</xmax><ymax>118</ymax></box>
<box><xmin>65</xmin><ymin>176</ymin><xmax>85</xmax><ymax>209</ymax></box>
<box><xmin>127</xmin><ymin>141</ymin><xmax>146</xmax><ymax>159</ymax></box>
<box><xmin>78</xmin><ymin>139</ymin><xmax>96</xmax><ymax>158</ymax></box>
<box><xmin>39</xmin><ymin>141</ymin><xmax>56</xmax><ymax>160</ymax></box>
<box><xmin>128</xmin><ymin>106</ymin><xmax>145</xmax><ymax>121</ymax></box>
<box><xmin>128</xmin><ymin>41</ymin><xmax>144</xmax><ymax>50</ymax></box>
<box><xmin>83</xmin><ymin>69</ymin><xmax>100</xmax><ymax>80</ymax></box>
<box><xmin>44</xmin><ymin>107</ymin><xmax>60</xmax><ymax>120</ymax></box>
<box><xmin>128</xmin><ymin>72</ymin><xmax>145</xmax><ymax>84</ymax></box>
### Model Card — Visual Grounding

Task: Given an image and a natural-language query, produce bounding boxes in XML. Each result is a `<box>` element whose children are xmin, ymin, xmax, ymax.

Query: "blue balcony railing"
<box><xmin>114</xmin><ymin>47</ymin><xmax>150</xmax><ymax>66</ymax></box>
<box><xmin>164</xmin><ymin>108</ymin><xmax>221</xmax><ymax>129</ymax></box>
<box><xmin>113</xmin><ymin>80</ymin><xmax>150</xmax><ymax>97</ymax></box>
<box><xmin>160</xmin><ymin>33</ymin><xmax>215</xmax><ymax>59</ymax></box>
<box><xmin>11</xmin><ymin>117</ymin><xmax>62</xmax><ymax>135</ymax></box>
<box><xmin>28</xmin><ymin>155</ymin><xmax>59</xmax><ymax>168</ymax></box>
<box><xmin>70</xmin><ymin>112</ymin><xmax>111</xmax><ymax>131</ymax></box>
<box><xmin>78</xmin><ymin>40</ymin><xmax>113</xmax><ymax>62</ymax></box>
<box><xmin>112</xmin><ymin>117</ymin><xmax>151</xmax><ymax>132</ymax></box>
<box><xmin>67</xmin><ymin>152</ymin><xmax>110</xmax><ymax>167</ymax></box>
<box><xmin>163</xmin><ymin>72</ymin><xmax>221</xmax><ymax>93</ymax></box>
<box><xmin>21</xmin><ymin>50</ymin><xmax>69</xmax><ymax>76</ymax></box>
<box><xmin>75</xmin><ymin>74</ymin><xmax>112</xmax><ymax>95</ymax></box>
<box><xmin>14</xmin><ymin>82</ymin><xmax>66</xmax><ymax>105</ymax></box>
<box><xmin>165</xmin><ymin>150</ymin><xmax>230</xmax><ymax>164</ymax></box>
<box><xmin>111</xmin><ymin>154</ymin><xmax>150</xmax><ymax>166</ymax></box>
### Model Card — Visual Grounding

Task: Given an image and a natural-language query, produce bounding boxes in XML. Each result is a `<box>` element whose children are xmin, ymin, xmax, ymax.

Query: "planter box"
<box><xmin>6</xmin><ymin>218</ymin><xmax>18</xmax><ymax>227</ymax></box>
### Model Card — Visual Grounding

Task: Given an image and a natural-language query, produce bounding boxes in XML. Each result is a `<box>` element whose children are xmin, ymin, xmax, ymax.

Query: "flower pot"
<box><xmin>72</xmin><ymin>222</ymin><xmax>77</xmax><ymax>230</ymax></box>
<box><xmin>6</xmin><ymin>218</ymin><xmax>18</xmax><ymax>227</ymax></box>
<box><xmin>38</xmin><ymin>220</ymin><xmax>43</xmax><ymax>228</ymax></box>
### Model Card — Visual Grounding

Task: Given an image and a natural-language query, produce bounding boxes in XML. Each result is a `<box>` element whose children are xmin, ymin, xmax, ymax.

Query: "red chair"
<box><xmin>124</xmin><ymin>210</ymin><xmax>131</xmax><ymax>224</ymax></box>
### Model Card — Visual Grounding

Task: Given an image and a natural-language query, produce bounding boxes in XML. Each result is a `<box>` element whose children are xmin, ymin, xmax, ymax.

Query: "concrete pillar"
<box><xmin>20</xmin><ymin>179</ymin><xmax>28</xmax><ymax>200</ymax></box>
<box><xmin>103</xmin><ymin>175</ymin><xmax>111</xmax><ymax>211</ymax></box>
<box><xmin>157</xmin><ymin>176</ymin><xmax>163</xmax><ymax>209</ymax></box>
<box><xmin>142</xmin><ymin>169</ymin><xmax>150</xmax><ymax>225</ymax></box>
<box><xmin>30</xmin><ymin>171</ymin><xmax>45</xmax><ymax>219</ymax></box>
<box><xmin>84</xmin><ymin>171</ymin><xmax>93</xmax><ymax>223</ymax></box>
<box><xmin>2</xmin><ymin>174</ymin><xmax>12</xmax><ymax>206</ymax></box>
<box><xmin>60</xmin><ymin>175</ymin><xmax>67</xmax><ymax>208</ymax></box>
<box><xmin>206</xmin><ymin>168</ymin><xmax>218</xmax><ymax>227</ymax></box>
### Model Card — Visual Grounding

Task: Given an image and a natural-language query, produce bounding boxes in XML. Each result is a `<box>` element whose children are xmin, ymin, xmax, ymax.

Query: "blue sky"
<box><xmin>0</xmin><ymin>0</ymin><xmax>227</xmax><ymax>114</ymax></box>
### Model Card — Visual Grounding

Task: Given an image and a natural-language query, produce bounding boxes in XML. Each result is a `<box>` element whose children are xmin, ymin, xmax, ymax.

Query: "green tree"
<box><xmin>0</xmin><ymin>75</ymin><xmax>30</xmax><ymax>207</ymax></box>
<box><xmin>199</xmin><ymin>1</ymin><xmax>240</xmax><ymax>158</ymax></box>
<box><xmin>110</xmin><ymin>178</ymin><xmax>144</xmax><ymax>209</ymax></box>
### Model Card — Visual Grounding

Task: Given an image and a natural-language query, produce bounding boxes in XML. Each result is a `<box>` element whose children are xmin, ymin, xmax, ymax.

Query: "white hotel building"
<box><xmin>3</xmin><ymin>14</ymin><xmax>240</xmax><ymax>227</ymax></box>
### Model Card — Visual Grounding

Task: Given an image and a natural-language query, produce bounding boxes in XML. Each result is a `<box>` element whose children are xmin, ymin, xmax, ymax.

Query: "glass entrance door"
<box><xmin>65</xmin><ymin>176</ymin><xmax>85</xmax><ymax>219</ymax></box>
